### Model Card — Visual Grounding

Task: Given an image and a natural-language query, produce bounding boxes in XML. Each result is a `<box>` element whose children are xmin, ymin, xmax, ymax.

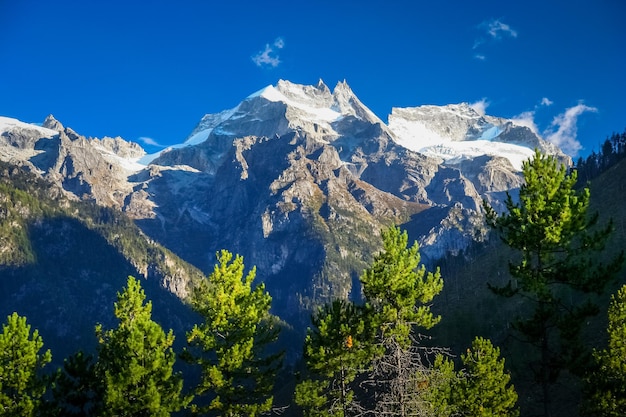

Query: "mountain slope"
<box><xmin>0</xmin><ymin>79</ymin><xmax>569</xmax><ymax>327</ymax></box>
<box><xmin>0</xmin><ymin>161</ymin><xmax>203</xmax><ymax>363</ymax></box>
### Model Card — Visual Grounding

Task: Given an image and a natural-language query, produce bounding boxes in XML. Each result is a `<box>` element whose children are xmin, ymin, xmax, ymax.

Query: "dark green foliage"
<box><xmin>44</xmin><ymin>352</ymin><xmax>103</xmax><ymax>417</ymax></box>
<box><xmin>0</xmin><ymin>312</ymin><xmax>52</xmax><ymax>416</ymax></box>
<box><xmin>185</xmin><ymin>250</ymin><xmax>282</xmax><ymax>416</ymax></box>
<box><xmin>96</xmin><ymin>276</ymin><xmax>186</xmax><ymax>417</ymax></box>
<box><xmin>582</xmin><ymin>284</ymin><xmax>626</xmax><ymax>417</ymax></box>
<box><xmin>295</xmin><ymin>300</ymin><xmax>375</xmax><ymax>416</ymax></box>
<box><xmin>484</xmin><ymin>150</ymin><xmax>624</xmax><ymax>416</ymax></box>
<box><xmin>575</xmin><ymin>129</ymin><xmax>626</xmax><ymax>184</ymax></box>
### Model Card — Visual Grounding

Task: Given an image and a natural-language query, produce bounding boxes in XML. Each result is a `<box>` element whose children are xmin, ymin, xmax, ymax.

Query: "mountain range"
<box><xmin>0</xmin><ymin>79</ymin><xmax>569</xmax><ymax>327</ymax></box>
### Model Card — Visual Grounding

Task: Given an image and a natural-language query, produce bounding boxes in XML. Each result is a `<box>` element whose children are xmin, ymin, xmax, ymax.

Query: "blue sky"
<box><xmin>1</xmin><ymin>0</ymin><xmax>624</xmax><ymax>157</ymax></box>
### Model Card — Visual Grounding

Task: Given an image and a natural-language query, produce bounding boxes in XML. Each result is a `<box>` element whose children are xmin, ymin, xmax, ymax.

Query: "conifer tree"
<box><xmin>96</xmin><ymin>276</ymin><xmax>186</xmax><ymax>417</ymax></box>
<box><xmin>294</xmin><ymin>299</ymin><xmax>375</xmax><ymax>416</ymax></box>
<box><xmin>360</xmin><ymin>225</ymin><xmax>444</xmax><ymax>416</ymax></box>
<box><xmin>484</xmin><ymin>150</ymin><xmax>624</xmax><ymax>416</ymax></box>
<box><xmin>430</xmin><ymin>337</ymin><xmax>518</xmax><ymax>417</ymax></box>
<box><xmin>185</xmin><ymin>250</ymin><xmax>282</xmax><ymax>416</ymax></box>
<box><xmin>0</xmin><ymin>312</ymin><xmax>51</xmax><ymax>417</ymax></box>
<box><xmin>361</xmin><ymin>225</ymin><xmax>443</xmax><ymax>348</ymax></box>
<box><xmin>454</xmin><ymin>337</ymin><xmax>518</xmax><ymax>417</ymax></box>
<box><xmin>582</xmin><ymin>284</ymin><xmax>626</xmax><ymax>417</ymax></box>
<box><xmin>44</xmin><ymin>351</ymin><xmax>103</xmax><ymax>417</ymax></box>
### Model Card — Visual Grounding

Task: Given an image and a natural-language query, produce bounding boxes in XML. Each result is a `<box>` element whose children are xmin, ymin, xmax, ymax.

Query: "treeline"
<box><xmin>1</xmin><ymin>151</ymin><xmax>625</xmax><ymax>417</ymax></box>
<box><xmin>575</xmin><ymin>129</ymin><xmax>626</xmax><ymax>184</ymax></box>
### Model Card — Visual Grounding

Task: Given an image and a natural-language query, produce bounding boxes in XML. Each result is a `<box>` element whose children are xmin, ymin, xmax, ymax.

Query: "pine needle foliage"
<box><xmin>295</xmin><ymin>300</ymin><xmax>375</xmax><ymax>416</ymax></box>
<box><xmin>484</xmin><ymin>149</ymin><xmax>624</xmax><ymax>416</ymax></box>
<box><xmin>186</xmin><ymin>250</ymin><xmax>282</xmax><ymax>417</ymax></box>
<box><xmin>0</xmin><ymin>312</ymin><xmax>52</xmax><ymax>417</ymax></box>
<box><xmin>582</xmin><ymin>284</ymin><xmax>626</xmax><ymax>417</ymax></box>
<box><xmin>96</xmin><ymin>276</ymin><xmax>186</xmax><ymax>417</ymax></box>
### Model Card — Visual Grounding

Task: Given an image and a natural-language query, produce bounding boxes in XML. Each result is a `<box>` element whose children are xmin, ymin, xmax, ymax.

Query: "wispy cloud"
<box><xmin>511</xmin><ymin>111</ymin><xmax>539</xmax><ymax>134</ymax></box>
<box><xmin>473</xmin><ymin>18</ymin><xmax>518</xmax><ymax>60</ymax></box>
<box><xmin>483</xmin><ymin>19</ymin><xmax>518</xmax><ymax>40</ymax></box>
<box><xmin>252</xmin><ymin>37</ymin><xmax>285</xmax><ymax>68</ymax></box>
<box><xmin>544</xmin><ymin>103</ymin><xmax>598</xmax><ymax>156</ymax></box>
<box><xmin>510</xmin><ymin>97</ymin><xmax>555</xmax><ymax>134</ymax></box>
<box><xmin>138</xmin><ymin>136</ymin><xmax>164</xmax><ymax>147</ymax></box>
<box><xmin>469</xmin><ymin>98</ymin><xmax>490</xmax><ymax>116</ymax></box>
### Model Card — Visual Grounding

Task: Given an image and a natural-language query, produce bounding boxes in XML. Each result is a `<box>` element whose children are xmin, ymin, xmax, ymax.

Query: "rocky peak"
<box><xmin>42</xmin><ymin>114</ymin><xmax>64</xmax><ymax>132</ymax></box>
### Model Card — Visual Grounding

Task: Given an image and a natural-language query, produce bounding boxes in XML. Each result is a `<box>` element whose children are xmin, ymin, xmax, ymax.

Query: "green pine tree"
<box><xmin>484</xmin><ymin>149</ymin><xmax>624</xmax><ymax>416</ymax></box>
<box><xmin>361</xmin><ymin>225</ymin><xmax>443</xmax><ymax>349</ymax></box>
<box><xmin>185</xmin><ymin>250</ymin><xmax>282</xmax><ymax>416</ymax></box>
<box><xmin>294</xmin><ymin>300</ymin><xmax>375</xmax><ymax>416</ymax></box>
<box><xmin>454</xmin><ymin>337</ymin><xmax>518</xmax><ymax>417</ymax></box>
<box><xmin>360</xmin><ymin>225</ymin><xmax>444</xmax><ymax>416</ymax></box>
<box><xmin>582</xmin><ymin>284</ymin><xmax>626</xmax><ymax>417</ymax></box>
<box><xmin>96</xmin><ymin>276</ymin><xmax>186</xmax><ymax>417</ymax></box>
<box><xmin>0</xmin><ymin>312</ymin><xmax>52</xmax><ymax>417</ymax></box>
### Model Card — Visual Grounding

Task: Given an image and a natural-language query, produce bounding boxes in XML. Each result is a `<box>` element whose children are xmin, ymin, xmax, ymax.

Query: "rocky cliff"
<box><xmin>0</xmin><ymin>80</ymin><xmax>569</xmax><ymax>324</ymax></box>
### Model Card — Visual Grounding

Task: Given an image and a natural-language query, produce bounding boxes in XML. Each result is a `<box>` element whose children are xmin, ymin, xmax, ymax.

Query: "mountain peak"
<box><xmin>42</xmin><ymin>114</ymin><xmax>64</xmax><ymax>132</ymax></box>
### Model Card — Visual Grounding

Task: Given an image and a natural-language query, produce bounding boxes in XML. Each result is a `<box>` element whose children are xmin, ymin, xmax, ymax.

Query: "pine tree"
<box><xmin>43</xmin><ymin>351</ymin><xmax>103</xmax><ymax>417</ymax></box>
<box><xmin>454</xmin><ymin>337</ymin><xmax>518</xmax><ymax>417</ymax></box>
<box><xmin>96</xmin><ymin>276</ymin><xmax>186</xmax><ymax>417</ymax></box>
<box><xmin>360</xmin><ymin>225</ymin><xmax>444</xmax><ymax>416</ymax></box>
<box><xmin>484</xmin><ymin>149</ymin><xmax>624</xmax><ymax>416</ymax></box>
<box><xmin>582</xmin><ymin>284</ymin><xmax>626</xmax><ymax>417</ymax></box>
<box><xmin>361</xmin><ymin>225</ymin><xmax>443</xmax><ymax>348</ymax></box>
<box><xmin>430</xmin><ymin>338</ymin><xmax>518</xmax><ymax>417</ymax></box>
<box><xmin>0</xmin><ymin>312</ymin><xmax>52</xmax><ymax>417</ymax></box>
<box><xmin>294</xmin><ymin>300</ymin><xmax>375</xmax><ymax>416</ymax></box>
<box><xmin>185</xmin><ymin>250</ymin><xmax>282</xmax><ymax>416</ymax></box>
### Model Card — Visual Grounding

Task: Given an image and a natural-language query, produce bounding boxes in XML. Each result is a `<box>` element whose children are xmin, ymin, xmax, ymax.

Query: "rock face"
<box><xmin>0</xmin><ymin>81</ymin><xmax>570</xmax><ymax>324</ymax></box>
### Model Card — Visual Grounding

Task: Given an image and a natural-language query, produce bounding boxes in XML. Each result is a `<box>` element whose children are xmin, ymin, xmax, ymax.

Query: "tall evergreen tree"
<box><xmin>361</xmin><ymin>225</ymin><xmax>443</xmax><ymax>348</ymax></box>
<box><xmin>294</xmin><ymin>300</ymin><xmax>375</xmax><ymax>416</ymax></box>
<box><xmin>360</xmin><ymin>225</ymin><xmax>444</xmax><ymax>416</ymax></box>
<box><xmin>185</xmin><ymin>250</ymin><xmax>282</xmax><ymax>416</ymax></box>
<box><xmin>484</xmin><ymin>150</ymin><xmax>624</xmax><ymax>416</ymax></box>
<box><xmin>0</xmin><ymin>312</ymin><xmax>51</xmax><ymax>417</ymax></box>
<box><xmin>96</xmin><ymin>276</ymin><xmax>186</xmax><ymax>417</ymax></box>
<box><xmin>582</xmin><ymin>284</ymin><xmax>626</xmax><ymax>417</ymax></box>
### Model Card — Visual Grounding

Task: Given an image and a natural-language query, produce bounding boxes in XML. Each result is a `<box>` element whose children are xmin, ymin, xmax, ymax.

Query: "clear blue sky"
<box><xmin>1</xmin><ymin>0</ymin><xmax>624</xmax><ymax>157</ymax></box>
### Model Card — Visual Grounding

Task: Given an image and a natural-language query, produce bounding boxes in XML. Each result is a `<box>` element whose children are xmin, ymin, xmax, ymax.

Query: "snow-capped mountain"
<box><xmin>388</xmin><ymin>103</ymin><xmax>566</xmax><ymax>170</ymax></box>
<box><xmin>0</xmin><ymin>79</ymin><xmax>569</xmax><ymax>326</ymax></box>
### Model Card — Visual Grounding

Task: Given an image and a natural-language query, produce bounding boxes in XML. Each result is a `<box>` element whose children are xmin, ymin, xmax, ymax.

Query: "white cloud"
<box><xmin>544</xmin><ymin>103</ymin><xmax>598</xmax><ymax>156</ymax></box>
<box><xmin>511</xmin><ymin>111</ymin><xmax>539</xmax><ymax>134</ymax></box>
<box><xmin>252</xmin><ymin>37</ymin><xmax>285</xmax><ymax>68</ymax></box>
<box><xmin>138</xmin><ymin>136</ymin><xmax>163</xmax><ymax>147</ymax></box>
<box><xmin>541</xmin><ymin>97</ymin><xmax>553</xmax><ymax>106</ymax></box>
<box><xmin>485</xmin><ymin>19</ymin><xmax>518</xmax><ymax>39</ymax></box>
<box><xmin>473</xmin><ymin>18</ymin><xmax>517</xmax><ymax>59</ymax></box>
<box><xmin>273</xmin><ymin>37</ymin><xmax>285</xmax><ymax>49</ymax></box>
<box><xmin>469</xmin><ymin>98</ymin><xmax>490</xmax><ymax>116</ymax></box>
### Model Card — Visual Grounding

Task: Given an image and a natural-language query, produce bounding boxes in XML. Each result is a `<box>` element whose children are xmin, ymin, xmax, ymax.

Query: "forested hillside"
<box><xmin>431</xmin><ymin>154</ymin><xmax>626</xmax><ymax>416</ymax></box>
<box><xmin>0</xmin><ymin>161</ymin><xmax>204</xmax><ymax>363</ymax></box>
